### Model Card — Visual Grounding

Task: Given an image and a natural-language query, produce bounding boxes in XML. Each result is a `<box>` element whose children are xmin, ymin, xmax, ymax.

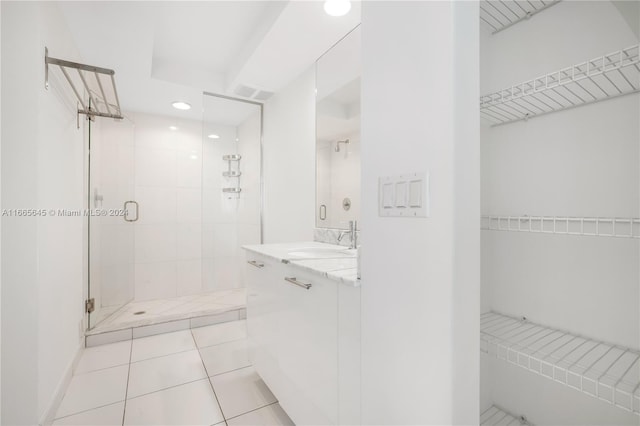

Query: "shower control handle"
<box><xmin>124</xmin><ymin>200</ymin><xmax>139</xmax><ymax>222</ymax></box>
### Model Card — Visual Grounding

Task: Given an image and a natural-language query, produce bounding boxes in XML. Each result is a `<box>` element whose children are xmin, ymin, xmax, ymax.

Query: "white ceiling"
<box><xmin>57</xmin><ymin>1</ymin><xmax>361</xmax><ymax>126</ymax></box>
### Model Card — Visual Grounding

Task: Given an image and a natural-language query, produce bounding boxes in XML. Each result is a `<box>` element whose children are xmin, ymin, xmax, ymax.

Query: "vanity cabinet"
<box><xmin>245</xmin><ymin>251</ymin><xmax>360</xmax><ymax>426</ymax></box>
<box><xmin>245</xmin><ymin>253</ymin><xmax>283</xmax><ymax>396</ymax></box>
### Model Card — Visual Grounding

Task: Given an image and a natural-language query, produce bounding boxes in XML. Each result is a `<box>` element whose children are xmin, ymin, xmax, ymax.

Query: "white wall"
<box><xmin>262</xmin><ymin>68</ymin><xmax>316</xmax><ymax>243</ymax></box>
<box><xmin>0</xmin><ymin>5</ymin><xmax>3</xmax><ymax>421</ymax></box>
<box><xmin>480</xmin><ymin>1</ymin><xmax>639</xmax><ymax>424</ymax></box>
<box><xmin>1</xmin><ymin>2</ymin><xmax>38</xmax><ymax>423</ymax></box>
<box><xmin>360</xmin><ymin>2</ymin><xmax>479</xmax><ymax>424</ymax></box>
<box><xmin>235</xmin><ymin>110</ymin><xmax>262</xmax><ymax>284</ymax></box>
<box><xmin>202</xmin><ymin>107</ymin><xmax>261</xmax><ymax>291</ymax></box>
<box><xmin>452</xmin><ymin>2</ymin><xmax>480</xmax><ymax>423</ymax></box>
<box><xmin>2</xmin><ymin>2</ymin><xmax>85</xmax><ymax>424</ymax></box>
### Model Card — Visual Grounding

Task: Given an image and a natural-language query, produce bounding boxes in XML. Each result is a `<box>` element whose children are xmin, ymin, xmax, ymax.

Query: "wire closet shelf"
<box><xmin>481</xmin><ymin>312</ymin><xmax>640</xmax><ymax>415</ymax></box>
<box><xmin>480</xmin><ymin>44</ymin><xmax>640</xmax><ymax>126</ymax></box>
<box><xmin>481</xmin><ymin>405</ymin><xmax>531</xmax><ymax>426</ymax></box>
<box><xmin>45</xmin><ymin>47</ymin><xmax>123</xmax><ymax>120</ymax></box>
<box><xmin>481</xmin><ymin>215</ymin><xmax>640</xmax><ymax>239</ymax></box>
<box><xmin>480</xmin><ymin>0</ymin><xmax>560</xmax><ymax>34</ymax></box>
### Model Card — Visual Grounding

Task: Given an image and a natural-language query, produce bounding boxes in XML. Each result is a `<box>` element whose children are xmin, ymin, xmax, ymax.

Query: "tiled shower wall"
<box><xmin>130</xmin><ymin>113</ymin><xmax>204</xmax><ymax>300</ymax></box>
<box><xmin>94</xmin><ymin>111</ymin><xmax>260</xmax><ymax>304</ymax></box>
<box><xmin>202</xmin><ymin>110</ymin><xmax>261</xmax><ymax>291</ymax></box>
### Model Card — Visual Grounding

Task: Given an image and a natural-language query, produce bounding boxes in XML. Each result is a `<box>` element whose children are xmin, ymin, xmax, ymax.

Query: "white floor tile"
<box><xmin>199</xmin><ymin>339</ymin><xmax>250</xmax><ymax>377</ymax></box>
<box><xmin>124</xmin><ymin>379</ymin><xmax>224</xmax><ymax>426</ymax></box>
<box><xmin>192</xmin><ymin>320</ymin><xmax>247</xmax><ymax>348</ymax></box>
<box><xmin>131</xmin><ymin>330</ymin><xmax>196</xmax><ymax>362</ymax></box>
<box><xmin>124</xmin><ymin>299</ymin><xmax>177</xmax><ymax>314</ymax></box>
<box><xmin>151</xmin><ymin>299</ymin><xmax>193</xmax><ymax>314</ymax></box>
<box><xmin>127</xmin><ymin>349</ymin><xmax>206</xmax><ymax>398</ymax></box>
<box><xmin>227</xmin><ymin>403</ymin><xmax>294</xmax><ymax>426</ymax></box>
<box><xmin>210</xmin><ymin>366</ymin><xmax>277</xmax><ymax>419</ymax></box>
<box><xmin>160</xmin><ymin>301</ymin><xmax>209</xmax><ymax>316</ymax></box>
<box><xmin>91</xmin><ymin>305</ymin><xmax>123</xmax><ymax>327</ymax></box>
<box><xmin>55</xmin><ymin>365</ymin><xmax>129</xmax><ymax>418</ymax></box>
<box><xmin>213</xmin><ymin>291</ymin><xmax>246</xmax><ymax>307</ymax></box>
<box><xmin>53</xmin><ymin>401</ymin><xmax>124</xmax><ymax>425</ymax></box>
<box><xmin>109</xmin><ymin>310</ymin><xmax>162</xmax><ymax>326</ymax></box>
<box><xmin>75</xmin><ymin>341</ymin><xmax>131</xmax><ymax>374</ymax></box>
<box><xmin>198</xmin><ymin>290</ymin><xmax>235</xmax><ymax>302</ymax></box>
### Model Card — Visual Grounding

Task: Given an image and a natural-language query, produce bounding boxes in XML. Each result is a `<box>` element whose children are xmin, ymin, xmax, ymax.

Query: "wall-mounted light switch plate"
<box><xmin>378</xmin><ymin>172</ymin><xmax>429</xmax><ymax>217</ymax></box>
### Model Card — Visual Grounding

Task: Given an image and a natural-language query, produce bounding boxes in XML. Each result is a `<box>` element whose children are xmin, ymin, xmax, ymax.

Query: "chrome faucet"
<box><xmin>337</xmin><ymin>220</ymin><xmax>358</xmax><ymax>249</ymax></box>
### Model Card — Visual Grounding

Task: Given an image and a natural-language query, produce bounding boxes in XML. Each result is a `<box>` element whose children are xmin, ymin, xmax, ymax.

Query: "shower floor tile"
<box><xmin>89</xmin><ymin>288</ymin><xmax>246</xmax><ymax>334</ymax></box>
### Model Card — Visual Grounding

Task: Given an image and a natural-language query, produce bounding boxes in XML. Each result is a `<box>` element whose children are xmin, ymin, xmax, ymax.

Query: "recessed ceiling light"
<box><xmin>208</xmin><ymin>134</ymin><xmax>220</xmax><ymax>139</ymax></box>
<box><xmin>324</xmin><ymin>0</ymin><xmax>351</xmax><ymax>17</ymax></box>
<box><xmin>172</xmin><ymin>101</ymin><xmax>191</xmax><ymax>110</ymax></box>
<box><xmin>169</xmin><ymin>126</ymin><xmax>178</xmax><ymax>131</ymax></box>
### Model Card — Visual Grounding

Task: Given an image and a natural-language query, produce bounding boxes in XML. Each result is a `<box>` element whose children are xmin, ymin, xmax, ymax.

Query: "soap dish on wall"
<box><xmin>222</xmin><ymin>188</ymin><xmax>242</xmax><ymax>193</ymax></box>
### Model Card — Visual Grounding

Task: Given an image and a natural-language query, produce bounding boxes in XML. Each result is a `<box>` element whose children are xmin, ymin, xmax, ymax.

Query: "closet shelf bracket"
<box><xmin>45</xmin><ymin>47</ymin><xmax>124</xmax><ymax>121</ymax></box>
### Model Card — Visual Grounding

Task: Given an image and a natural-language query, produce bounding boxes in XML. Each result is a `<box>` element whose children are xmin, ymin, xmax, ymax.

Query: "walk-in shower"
<box><xmin>86</xmin><ymin>92</ymin><xmax>262</xmax><ymax>332</ymax></box>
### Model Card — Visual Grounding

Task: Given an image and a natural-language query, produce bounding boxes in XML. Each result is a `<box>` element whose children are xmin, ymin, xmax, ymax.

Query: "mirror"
<box><xmin>315</xmin><ymin>26</ymin><xmax>361</xmax><ymax>230</ymax></box>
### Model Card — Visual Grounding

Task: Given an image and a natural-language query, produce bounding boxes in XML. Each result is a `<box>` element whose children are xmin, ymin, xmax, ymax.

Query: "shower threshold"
<box><xmin>86</xmin><ymin>288</ymin><xmax>246</xmax><ymax>343</ymax></box>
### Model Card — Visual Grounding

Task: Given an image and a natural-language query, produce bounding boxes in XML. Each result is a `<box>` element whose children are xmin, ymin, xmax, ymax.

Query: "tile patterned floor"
<box><xmin>90</xmin><ymin>289</ymin><xmax>247</xmax><ymax>334</ymax></box>
<box><xmin>54</xmin><ymin>320</ymin><xmax>294</xmax><ymax>426</ymax></box>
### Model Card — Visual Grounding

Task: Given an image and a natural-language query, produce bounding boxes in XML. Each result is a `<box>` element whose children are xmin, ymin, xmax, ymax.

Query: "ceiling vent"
<box><xmin>233</xmin><ymin>84</ymin><xmax>257</xmax><ymax>98</ymax></box>
<box><xmin>253</xmin><ymin>90</ymin><xmax>274</xmax><ymax>101</ymax></box>
<box><xmin>231</xmin><ymin>83</ymin><xmax>273</xmax><ymax>102</ymax></box>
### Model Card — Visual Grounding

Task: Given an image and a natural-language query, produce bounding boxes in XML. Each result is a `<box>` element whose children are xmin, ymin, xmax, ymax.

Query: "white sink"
<box><xmin>287</xmin><ymin>247</ymin><xmax>356</xmax><ymax>258</ymax></box>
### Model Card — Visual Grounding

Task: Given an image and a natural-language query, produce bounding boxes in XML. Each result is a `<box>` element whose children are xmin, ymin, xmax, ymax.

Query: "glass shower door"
<box><xmin>87</xmin><ymin>117</ymin><xmax>136</xmax><ymax>330</ymax></box>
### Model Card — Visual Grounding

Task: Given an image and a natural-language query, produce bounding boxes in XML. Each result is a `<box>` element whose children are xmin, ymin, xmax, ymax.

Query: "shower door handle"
<box><xmin>124</xmin><ymin>201</ymin><xmax>139</xmax><ymax>222</ymax></box>
<box><xmin>94</xmin><ymin>188</ymin><xmax>104</xmax><ymax>208</ymax></box>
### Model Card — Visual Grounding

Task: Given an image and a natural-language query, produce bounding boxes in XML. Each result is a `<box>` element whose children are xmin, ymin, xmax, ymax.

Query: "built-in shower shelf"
<box><xmin>222</xmin><ymin>188</ymin><xmax>242</xmax><ymax>194</ymax></box>
<box><xmin>222</xmin><ymin>154</ymin><xmax>241</xmax><ymax>194</ymax></box>
<box><xmin>481</xmin><ymin>405</ymin><xmax>531</xmax><ymax>425</ymax></box>
<box><xmin>480</xmin><ymin>44</ymin><xmax>640</xmax><ymax>126</ymax></box>
<box><xmin>480</xmin><ymin>0</ymin><xmax>560</xmax><ymax>34</ymax></box>
<box><xmin>481</xmin><ymin>312</ymin><xmax>640</xmax><ymax>414</ymax></box>
<box><xmin>481</xmin><ymin>215</ymin><xmax>640</xmax><ymax>239</ymax></box>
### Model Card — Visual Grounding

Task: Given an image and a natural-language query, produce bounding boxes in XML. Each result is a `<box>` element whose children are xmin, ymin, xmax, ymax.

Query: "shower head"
<box><xmin>335</xmin><ymin>139</ymin><xmax>350</xmax><ymax>152</ymax></box>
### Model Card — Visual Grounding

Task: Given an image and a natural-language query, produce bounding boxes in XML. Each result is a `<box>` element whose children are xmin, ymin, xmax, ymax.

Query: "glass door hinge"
<box><xmin>86</xmin><ymin>298</ymin><xmax>95</xmax><ymax>313</ymax></box>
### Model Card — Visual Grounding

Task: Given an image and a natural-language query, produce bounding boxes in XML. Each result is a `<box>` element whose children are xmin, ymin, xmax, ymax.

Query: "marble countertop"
<box><xmin>242</xmin><ymin>242</ymin><xmax>359</xmax><ymax>286</ymax></box>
